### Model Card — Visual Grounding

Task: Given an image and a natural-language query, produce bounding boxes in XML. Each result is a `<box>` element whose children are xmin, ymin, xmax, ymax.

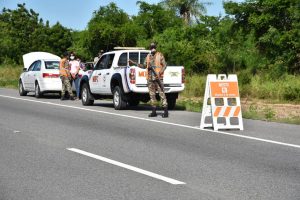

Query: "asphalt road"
<box><xmin>0</xmin><ymin>88</ymin><xmax>299</xmax><ymax>200</ymax></box>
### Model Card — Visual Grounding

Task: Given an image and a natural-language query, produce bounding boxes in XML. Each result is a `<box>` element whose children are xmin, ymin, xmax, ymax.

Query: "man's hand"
<box><xmin>128</xmin><ymin>59</ymin><xmax>136</xmax><ymax>65</ymax></box>
<box><xmin>159</xmin><ymin>71</ymin><xmax>163</xmax><ymax>78</ymax></box>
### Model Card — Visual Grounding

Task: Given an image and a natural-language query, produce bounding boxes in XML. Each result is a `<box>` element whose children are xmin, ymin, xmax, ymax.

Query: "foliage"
<box><xmin>0</xmin><ymin>4</ymin><xmax>72</xmax><ymax>64</ymax></box>
<box><xmin>224</xmin><ymin>0</ymin><xmax>300</xmax><ymax>74</ymax></box>
<box><xmin>135</xmin><ymin>1</ymin><xmax>183</xmax><ymax>37</ymax></box>
<box><xmin>161</xmin><ymin>0</ymin><xmax>208</xmax><ymax>25</ymax></box>
<box><xmin>0</xmin><ymin>64</ymin><xmax>22</xmax><ymax>88</ymax></box>
<box><xmin>84</xmin><ymin>3</ymin><xmax>145</xmax><ymax>57</ymax></box>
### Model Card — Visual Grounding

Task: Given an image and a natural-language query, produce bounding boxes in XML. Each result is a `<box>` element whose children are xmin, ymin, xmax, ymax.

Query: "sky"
<box><xmin>0</xmin><ymin>0</ymin><xmax>244</xmax><ymax>31</ymax></box>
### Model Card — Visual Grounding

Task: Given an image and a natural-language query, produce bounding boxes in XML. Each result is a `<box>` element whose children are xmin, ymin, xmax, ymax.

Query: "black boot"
<box><xmin>148</xmin><ymin>107</ymin><xmax>157</xmax><ymax>117</ymax></box>
<box><xmin>162</xmin><ymin>107</ymin><xmax>168</xmax><ymax>118</ymax></box>
<box><xmin>69</xmin><ymin>96</ymin><xmax>75</xmax><ymax>101</ymax></box>
<box><xmin>60</xmin><ymin>95</ymin><xmax>67</xmax><ymax>101</ymax></box>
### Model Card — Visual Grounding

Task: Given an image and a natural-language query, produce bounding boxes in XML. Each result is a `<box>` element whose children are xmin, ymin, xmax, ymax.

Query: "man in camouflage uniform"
<box><xmin>59</xmin><ymin>52</ymin><xmax>75</xmax><ymax>101</ymax></box>
<box><xmin>130</xmin><ymin>43</ymin><xmax>168</xmax><ymax>118</ymax></box>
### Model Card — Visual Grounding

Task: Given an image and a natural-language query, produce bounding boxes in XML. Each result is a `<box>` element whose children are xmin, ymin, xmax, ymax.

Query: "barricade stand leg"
<box><xmin>200</xmin><ymin>74</ymin><xmax>216</xmax><ymax>129</ymax></box>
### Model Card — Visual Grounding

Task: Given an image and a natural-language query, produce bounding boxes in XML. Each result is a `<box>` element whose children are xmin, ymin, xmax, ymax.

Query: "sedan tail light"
<box><xmin>43</xmin><ymin>73</ymin><xmax>60</xmax><ymax>78</ymax></box>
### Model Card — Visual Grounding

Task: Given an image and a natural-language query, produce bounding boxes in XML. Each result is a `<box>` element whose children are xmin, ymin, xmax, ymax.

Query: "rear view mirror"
<box><xmin>23</xmin><ymin>68</ymin><xmax>28</xmax><ymax>72</ymax></box>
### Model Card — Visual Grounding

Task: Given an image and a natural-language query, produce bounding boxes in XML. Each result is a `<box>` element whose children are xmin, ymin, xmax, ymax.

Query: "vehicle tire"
<box><xmin>128</xmin><ymin>99</ymin><xmax>139</xmax><ymax>107</ymax></box>
<box><xmin>19</xmin><ymin>80</ymin><xmax>27</xmax><ymax>96</ymax></box>
<box><xmin>113</xmin><ymin>86</ymin><xmax>127</xmax><ymax>110</ymax></box>
<box><xmin>81</xmin><ymin>83</ymin><xmax>94</xmax><ymax>106</ymax></box>
<box><xmin>35</xmin><ymin>83</ymin><xmax>42</xmax><ymax>98</ymax></box>
<box><xmin>167</xmin><ymin>96</ymin><xmax>176</xmax><ymax>110</ymax></box>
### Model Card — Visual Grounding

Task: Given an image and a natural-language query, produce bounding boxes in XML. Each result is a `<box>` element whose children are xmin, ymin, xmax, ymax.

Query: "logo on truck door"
<box><xmin>92</xmin><ymin>76</ymin><xmax>98</xmax><ymax>82</ymax></box>
<box><xmin>138</xmin><ymin>71</ymin><xmax>146</xmax><ymax>77</ymax></box>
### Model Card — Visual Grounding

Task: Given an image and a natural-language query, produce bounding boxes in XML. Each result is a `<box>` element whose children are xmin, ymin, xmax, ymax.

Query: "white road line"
<box><xmin>1</xmin><ymin>94</ymin><xmax>300</xmax><ymax>150</ymax></box>
<box><xmin>67</xmin><ymin>148</ymin><xmax>186</xmax><ymax>185</ymax></box>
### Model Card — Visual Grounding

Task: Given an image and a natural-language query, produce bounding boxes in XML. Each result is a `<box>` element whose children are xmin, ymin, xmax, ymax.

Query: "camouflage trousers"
<box><xmin>60</xmin><ymin>76</ymin><xmax>73</xmax><ymax>97</ymax></box>
<box><xmin>148</xmin><ymin>79</ymin><xmax>168</xmax><ymax>108</ymax></box>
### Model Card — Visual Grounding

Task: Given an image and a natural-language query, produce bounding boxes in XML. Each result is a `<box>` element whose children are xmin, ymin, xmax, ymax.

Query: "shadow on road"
<box><xmin>25</xmin><ymin>93</ymin><xmax>185</xmax><ymax>113</ymax></box>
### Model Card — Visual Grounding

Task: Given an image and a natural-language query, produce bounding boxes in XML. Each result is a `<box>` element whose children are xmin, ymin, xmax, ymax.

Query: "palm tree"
<box><xmin>162</xmin><ymin>0</ymin><xmax>209</xmax><ymax>25</ymax></box>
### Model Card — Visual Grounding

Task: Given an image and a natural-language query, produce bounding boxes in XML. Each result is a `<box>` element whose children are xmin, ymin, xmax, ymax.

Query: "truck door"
<box><xmin>101</xmin><ymin>53</ymin><xmax>115</xmax><ymax>94</ymax></box>
<box><xmin>89</xmin><ymin>55</ymin><xmax>108</xmax><ymax>94</ymax></box>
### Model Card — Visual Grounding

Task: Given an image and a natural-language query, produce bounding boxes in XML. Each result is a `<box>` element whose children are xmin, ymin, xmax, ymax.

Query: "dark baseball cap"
<box><xmin>63</xmin><ymin>51</ymin><xmax>69</xmax><ymax>57</ymax></box>
<box><xmin>149</xmin><ymin>43</ymin><xmax>156</xmax><ymax>49</ymax></box>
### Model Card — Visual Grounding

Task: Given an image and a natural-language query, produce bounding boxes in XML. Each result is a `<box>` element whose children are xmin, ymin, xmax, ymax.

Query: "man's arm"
<box><xmin>128</xmin><ymin>59</ymin><xmax>146</xmax><ymax>69</ymax></box>
<box><xmin>159</xmin><ymin>54</ymin><xmax>167</xmax><ymax>77</ymax></box>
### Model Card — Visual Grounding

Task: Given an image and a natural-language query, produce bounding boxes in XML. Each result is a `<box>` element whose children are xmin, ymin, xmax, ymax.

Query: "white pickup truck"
<box><xmin>79</xmin><ymin>48</ymin><xmax>185</xmax><ymax>110</ymax></box>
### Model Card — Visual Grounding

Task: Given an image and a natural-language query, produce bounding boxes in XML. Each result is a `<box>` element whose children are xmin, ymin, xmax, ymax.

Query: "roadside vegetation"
<box><xmin>2</xmin><ymin>63</ymin><xmax>299</xmax><ymax>124</ymax></box>
<box><xmin>0</xmin><ymin>64</ymin><xmax>21</xmax><ymax>88</ymax></box>
<box><xmin>0</xmin><ymin>0</ymin><xmax>299</xmax><ymax>124</ymax></box>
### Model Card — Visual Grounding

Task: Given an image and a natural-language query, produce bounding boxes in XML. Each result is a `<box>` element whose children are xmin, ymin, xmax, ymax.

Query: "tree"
<box><xmin>134</xmin><ymin>1</ymin><xmax>182</xmax><ymax>38</ymax></box>
<box><xmin>86</xmin><ymin>3</ymin><xmax>144</xmax><ymax>56</ymax></box>
<box><xmin>162</xmin><ymin>0</ymin><xmax>208</xmax><ymax>25</ymax></box>
<box><xmin>0</xmin><ymin>4</ymin><xmax>72</xmax><ymax>64</ymax></box>
<box><xmin>224</xmin><ymin>0</ymin><xmax>300</xmax><ymax>74</ymax></box>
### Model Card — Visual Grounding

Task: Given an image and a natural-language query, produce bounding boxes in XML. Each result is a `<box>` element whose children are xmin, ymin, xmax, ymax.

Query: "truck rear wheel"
<box><xmin>128</xmin><ymin>99</ymin><xmax>139</xmax><ymax>107</ymax></box>
<box><xmin>113</xmin><ymin>86</ymin><xmax>127</xmax><ymax>110</ymax></box>
<box><xmin>81</xmin><ymin>83</ymin><xmax>94</xmax><ymax>106</ymax></box>
<box><xmin>167</xmin><ymin>96</ymin><xmax>177</xmax><ymax>110</ymax></box>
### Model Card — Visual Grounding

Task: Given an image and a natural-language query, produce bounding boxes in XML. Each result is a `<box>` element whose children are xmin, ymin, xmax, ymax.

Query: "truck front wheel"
<box><xmin>113</xmin><ymin>86</ymin><xmax>127</xmax><ymax>110</ymax></box>
<box><xmin>81</xmin><ymin>83</ymin><xmax>94</xmax><ymax>106</ymax></box>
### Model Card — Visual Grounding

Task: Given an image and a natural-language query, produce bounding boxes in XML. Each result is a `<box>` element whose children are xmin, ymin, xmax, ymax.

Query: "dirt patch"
<box><xmin>241</xmin><ymin>99</ymin><xmax>300</xmax><ymax>119</ymax></box>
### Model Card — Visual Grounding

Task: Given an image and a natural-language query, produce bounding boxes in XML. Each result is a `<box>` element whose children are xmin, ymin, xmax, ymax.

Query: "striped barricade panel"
<box><xmin>200</xmin><ymin>74</ymin><xmax>244</xmax><ymax>131</ymax></box>
<box><xmin>213</xmin><ymin>106</ymin><xmax>241</xmax><ymax>118</ymax></box>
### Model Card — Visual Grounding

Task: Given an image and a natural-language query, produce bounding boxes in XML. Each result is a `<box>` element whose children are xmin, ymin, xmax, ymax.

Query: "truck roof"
<box><xmin>104</xmin><ymin>49</ymin><xmax>150</xmax><ymax>55</ymax></box>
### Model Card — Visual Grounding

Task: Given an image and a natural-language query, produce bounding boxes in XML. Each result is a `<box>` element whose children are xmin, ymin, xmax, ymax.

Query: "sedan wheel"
<box><xmin>19</xmin><ymin>80</ymin><xmax>27</xmax><ymax>96</ymax></box>
<box><xmin>35</xmin><ymin>83</ymin><xmax>42</xmax><ymax>98</ymax></box>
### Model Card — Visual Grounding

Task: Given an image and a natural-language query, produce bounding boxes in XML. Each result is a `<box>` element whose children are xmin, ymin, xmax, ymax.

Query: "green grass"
<box><xmin>242</xmin><ymin>104</ymin><xmax>276</xmax><ymax>121</ymax></box>
<box><xmin>181</xmin><ymin>74</ymin><xmax>206</xmax><ymax>98</ymax></box>
<box><xmin>0</xmin><ymin>64</ymin><xmax>22</xmax><ymax>88</ymax></box>
<box><xmin>176</xmin><ymin>98</ymin><xmax>202</xmax><ymax>112</ymax></box>
<box><xmin>241</xmin><ymin>74</ymin><xmax>300</xmax><ymax>103</ymax></box>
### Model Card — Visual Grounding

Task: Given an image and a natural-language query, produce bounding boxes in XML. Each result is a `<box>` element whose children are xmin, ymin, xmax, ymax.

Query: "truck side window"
<box><xmin>118</xmin><ymin>53</ymin><xmax>127</xmax><ymax>67</ymax></box>
<box><xmin>140</xmin><ymin>53</ymin><xmax>148</xmax><ymax>64</ymax></box>
<box><xmin>129</xmin><ymin>52</ymin><xmax>138</xmax><ymax>64</ymax></box>
<box><xmin>106</xmin><ymin>54</ymin><xmax>115</xmax><ymax>69</ymax></box>
<box><xmin>94</xmin><ymin>55</ymin><xmax>107</xmax><ymax>70</ymax></box>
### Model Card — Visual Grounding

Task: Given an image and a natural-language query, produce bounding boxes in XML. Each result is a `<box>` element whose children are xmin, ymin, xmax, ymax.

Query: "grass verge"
<box><xmin>0</xmin><ymin>64</ymin><xmax>22</xmax><ymax>88</ymax></box>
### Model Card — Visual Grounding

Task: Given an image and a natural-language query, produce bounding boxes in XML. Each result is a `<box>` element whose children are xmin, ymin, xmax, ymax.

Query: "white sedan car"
<box><xmin>19</xmin><ymin>52</ymin><xmax>63</xmax><ymax>97</ymax></box>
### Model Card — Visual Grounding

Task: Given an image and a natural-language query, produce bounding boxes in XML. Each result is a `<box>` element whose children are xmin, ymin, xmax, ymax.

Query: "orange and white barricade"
<box><xmin>200</xmin><ymin>74</ymin><xmax>243</xmax><ymax>131</ymax></box>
